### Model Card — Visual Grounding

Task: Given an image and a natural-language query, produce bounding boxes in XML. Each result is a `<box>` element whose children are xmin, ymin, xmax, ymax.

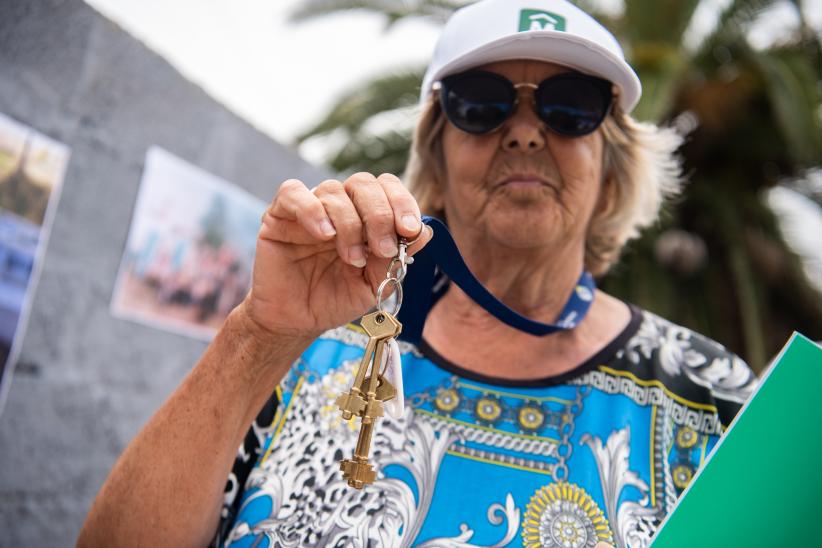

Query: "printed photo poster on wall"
<box><xmin>111</xmin><ymin>146</ymin><xmax>266</xmax><ymax>340</ymax></box>
<box><xmin>0</xmin><ymin>112</ymin><xmax>69</xmax><ymax>398</ymax></box>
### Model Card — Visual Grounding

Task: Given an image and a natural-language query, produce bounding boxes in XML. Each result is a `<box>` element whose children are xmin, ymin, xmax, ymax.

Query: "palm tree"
<box><xmin>602</xmin><ymin>0</ymin><xmax>822</xmax><ymax>371</ymax></box>
<box><xmin>293</xmin><ymin>0</ymin><xmax>822</xmax><ymax>372</ymax></box>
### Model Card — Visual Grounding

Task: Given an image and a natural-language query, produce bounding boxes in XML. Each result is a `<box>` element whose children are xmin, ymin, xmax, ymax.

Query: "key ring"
<box><xmin>387</xmin><ymin>237</ymin><xmax>415</xmax><ymax>283</ymax></box>
<box><xmin>386</xmin><ymin>257</ymin><xmax>407</xmax><ymax>284</ymax></box>
<box><xmin>376</xmin><ymin>233</ymin><xmax>418</xmax><ymax>316</ymax></box>
<box><xmin>376</xmin><ymin>277</ymin><xmax>403</xmax><ymax>316</ymax></box>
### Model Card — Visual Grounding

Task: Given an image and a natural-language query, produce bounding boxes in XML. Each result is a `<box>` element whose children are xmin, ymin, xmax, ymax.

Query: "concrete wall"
<box><xmin>0</xmin><ymin>0</ymin><xmax>330</xmax><ymax>544</ymax></box>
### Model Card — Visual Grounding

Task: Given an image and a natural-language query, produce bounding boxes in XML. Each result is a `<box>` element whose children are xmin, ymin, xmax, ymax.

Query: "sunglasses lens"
<box><xmin>441</xmin><ymin>72</ymin><xmax>515</xmax><ymax>134</ymax></box>
<box><xmin>536</xmin><ymin>76</ymin><xmax>611</xmax><ymax>136</ymax></box>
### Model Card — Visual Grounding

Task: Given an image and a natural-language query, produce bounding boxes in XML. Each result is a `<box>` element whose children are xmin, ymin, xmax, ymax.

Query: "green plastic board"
<box><xmin>651</xmin><ymin>332</ymin><xmax>822</xmax><ymax>547</ymax></box>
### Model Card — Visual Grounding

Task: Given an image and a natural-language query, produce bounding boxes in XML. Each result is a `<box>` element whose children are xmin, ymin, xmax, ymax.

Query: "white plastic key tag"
<box><xmin>381</xmin><ymin>337</ymin><xmax>404</xmax><ymax>419</ymax></box>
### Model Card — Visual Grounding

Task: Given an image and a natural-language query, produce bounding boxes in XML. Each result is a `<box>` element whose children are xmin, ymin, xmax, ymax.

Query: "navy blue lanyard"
<box><xmin>396</xmin><ymin>216</ymin><xmax>595</xmax><ymax>344</ymax></box>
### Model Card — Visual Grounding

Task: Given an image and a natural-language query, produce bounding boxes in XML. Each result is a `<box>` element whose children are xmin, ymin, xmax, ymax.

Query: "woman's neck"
<box><xmin>423</xmin><ymin>289</ymin><xmax>631</xmax><ymax>381</ymax></box>
<box><xmin>443</xmin><ymin>226</ymin><xmax>588</xmax><ymax>324</ymax></box>
<box><xmin>420</xmin><ymin>236</ymin><xmax>631</xmax><ymax>381</ymax></box>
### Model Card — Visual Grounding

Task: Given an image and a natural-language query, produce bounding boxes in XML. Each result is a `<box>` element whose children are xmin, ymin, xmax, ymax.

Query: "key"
<box><xmin>361</xmin><ymin>374</ymin><xmax>397</xmax><ymax>403</ymax></box>
<box><xmin>335</xmin><ymin>310</ymin><xmax>401</xmax><ymax>420</ymax></box>
<box><xmin>338</xmin><ymin>310</ymin><xmax>402</xmax><ymax>489</ymax></box>
<box><xmin>340</xmin><ymin>422</ymin><xmax>377</xmax><ymax>488</ymax></box>
<box><xmin>340</xmin><ymin>375</ymin><xmax>397</xmax><ymax>489</ymax></box>
<box><xmin>360</xmin><ymin>311</ymin><xmax>401</xmax><ymax>423</ymax></box>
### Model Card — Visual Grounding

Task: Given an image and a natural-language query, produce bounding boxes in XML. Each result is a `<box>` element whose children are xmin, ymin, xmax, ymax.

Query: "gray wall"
<box><xmin>0</xmin><ymin>0</ymin><xmax>330</xmax><ymax>544</ymax></box>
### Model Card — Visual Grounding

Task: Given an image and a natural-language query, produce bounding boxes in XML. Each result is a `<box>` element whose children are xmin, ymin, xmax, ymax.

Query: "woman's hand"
<box><xmin>242</xmin><ymin>172</ymin><xmax>432</xmax><ymax>340</ymax></box>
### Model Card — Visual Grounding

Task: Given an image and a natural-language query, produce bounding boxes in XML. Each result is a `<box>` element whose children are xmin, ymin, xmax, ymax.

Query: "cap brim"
<box><xmin>422</xmin><ymin>30</ymin><xmax>641</xmax><ymax>113</ymax></box>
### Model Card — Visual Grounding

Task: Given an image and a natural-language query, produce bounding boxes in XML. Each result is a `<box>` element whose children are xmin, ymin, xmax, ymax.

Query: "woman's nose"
<box><xmin>501</xmin><ymin>100</ymin><xmax>546</xmax><ymax>153</ymax></box>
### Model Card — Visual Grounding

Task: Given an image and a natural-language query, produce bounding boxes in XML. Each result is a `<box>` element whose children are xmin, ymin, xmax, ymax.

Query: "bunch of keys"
<box><xmin>336</xmin><ymin>237</ymin><xmax>413</xmax><ymax>489</ymax></box>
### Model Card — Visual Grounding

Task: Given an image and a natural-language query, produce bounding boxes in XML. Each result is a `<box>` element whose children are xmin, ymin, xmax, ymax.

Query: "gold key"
<box><xmin>339</xmin><ymin>375</ymin><xmax>398</xmax><ymax>489</ymax></box>
<box><xmin>338</xmin><ymin>310</ymin><xmax>402</xmax><ymax>489</ymax></box>
<box><xmin>340</xmin><ymin>422</ymin><xmax>377</xmax><ymax>488</ymax></box>
<box><xmin>361</xmin><ymin>374</ymin><xmax>397</xmax><ymax>403</ymax></box>
<box><xmin>335</xmin><ymin>311</ymin><xmax>401</xmax><ymax>420</ymax></box>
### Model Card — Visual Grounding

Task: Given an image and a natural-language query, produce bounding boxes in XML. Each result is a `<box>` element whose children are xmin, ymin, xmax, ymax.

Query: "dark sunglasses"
<box><xmin>436</xmin><ymin>70</ymin><xmax>614</xmax><ymax>137</ymax></box>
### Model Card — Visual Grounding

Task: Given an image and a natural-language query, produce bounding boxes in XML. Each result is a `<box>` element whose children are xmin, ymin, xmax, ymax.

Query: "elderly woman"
<box><xmin>79</xmin><ymin>0</ymin><xmax>757</xmax><ymax>546</ymax></box>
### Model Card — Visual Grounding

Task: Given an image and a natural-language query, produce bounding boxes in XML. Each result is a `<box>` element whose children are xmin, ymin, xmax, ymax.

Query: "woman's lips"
<box><xmin>503</xmin><ymin>179</ymin><xmax>546</xmax><ymax>189</ymax></box>
<box><xmin>498</xmin><ymin>175</ymin><xmax>552</xmax><ymax>189</ymax></box>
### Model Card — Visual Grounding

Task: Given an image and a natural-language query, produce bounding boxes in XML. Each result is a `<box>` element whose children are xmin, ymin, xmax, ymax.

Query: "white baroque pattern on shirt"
<box><xmin>224</xmin><ymin>357</ymin><xmax>523</xmax><ymax>547</ymax></box>
<box><xmin>622</xmin><ymin>311</ymin><xmax>756</xmax><ymax>404</ymax></box>
<box><xmin>415</xmin><ymin>494</ymin><xmax>520</xmax><ymax>548</ymax></box>
<box><xmin>581</xmin><ymin>426</ymin><xmax>661</xmax><ymax>548</ymax></box>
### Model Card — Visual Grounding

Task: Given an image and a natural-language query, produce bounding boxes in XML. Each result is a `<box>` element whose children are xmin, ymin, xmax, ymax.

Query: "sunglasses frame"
<box><xmin>435</xmin><ymin>70</ymin><xmax>616</xmax><ymax>137</ymax></box>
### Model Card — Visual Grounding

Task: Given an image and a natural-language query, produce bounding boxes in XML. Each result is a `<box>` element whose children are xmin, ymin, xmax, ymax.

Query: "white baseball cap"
<box><xmin>420</xmin><ymin>0</ymin><xmax>642</xmax><ymax>113</ymax></box>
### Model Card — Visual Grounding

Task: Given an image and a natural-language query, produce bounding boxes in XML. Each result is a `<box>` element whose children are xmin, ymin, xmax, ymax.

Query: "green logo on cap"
<box><xmin>519</xmin><ymin>9</ymin><xmax>566</xmax><ymax>31</ymax></box>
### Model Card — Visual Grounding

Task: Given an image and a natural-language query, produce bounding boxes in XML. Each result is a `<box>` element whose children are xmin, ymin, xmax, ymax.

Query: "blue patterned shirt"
<box><xmin>214</xmin><ymin>306</ymin><xmax>755</xmax><ymax>547</ymax></box>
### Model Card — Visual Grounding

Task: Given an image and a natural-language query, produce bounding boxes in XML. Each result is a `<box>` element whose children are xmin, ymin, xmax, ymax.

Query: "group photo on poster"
<box><xmin>111</xmin><ymin>146</ymin><xmax>265</xmax><ymax>340</ymax></box>
<box><xmin>0</xmin><ymin>112</ymin><xmax>68</xmax><ymax>397</ymax></box>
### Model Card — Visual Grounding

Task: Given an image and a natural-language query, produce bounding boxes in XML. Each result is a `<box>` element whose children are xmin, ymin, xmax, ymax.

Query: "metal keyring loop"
<box><xmin>376</xmin><ymin>277</ymin><xmax>403</xmax><ymax>316</ymax></box>
<box><xmin>386</xmin><ymin>257</ymin><xmax>407</xmax><ymax>284</ymax></box>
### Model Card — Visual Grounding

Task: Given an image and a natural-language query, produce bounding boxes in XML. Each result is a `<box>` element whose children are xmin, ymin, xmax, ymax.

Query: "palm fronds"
<box><xmin>296</xmin><ymin>68</ymin><xmax>424</xmax><ymax>142</ymax></box>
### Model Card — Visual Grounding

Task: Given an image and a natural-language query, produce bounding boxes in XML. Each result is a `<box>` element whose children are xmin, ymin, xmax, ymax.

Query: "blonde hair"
<box><xmin>404</xmin><ymin>96</ymin><xmax>684</xmax><ymax>276</ymax></box>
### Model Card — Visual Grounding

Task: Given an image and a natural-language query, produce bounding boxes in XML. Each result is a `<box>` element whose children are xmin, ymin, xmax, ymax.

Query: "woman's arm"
<box><xmin>77</xmin><ymin>302</ymin><xmax>310</xmax><ymax>547</ymax></box>
<box><xmin>78</xmin><ymin>172</ymin><xmax>430</xmax><ymax>546</ymax></box>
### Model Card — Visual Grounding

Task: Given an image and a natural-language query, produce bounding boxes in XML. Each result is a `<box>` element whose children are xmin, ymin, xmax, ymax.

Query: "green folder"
<box><xmin>651</xmin><ymin>333</ymin><xmax>822</xmax><ymax>547</ymax></box>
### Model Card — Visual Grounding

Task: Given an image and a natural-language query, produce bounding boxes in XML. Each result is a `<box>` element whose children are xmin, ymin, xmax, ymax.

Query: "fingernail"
<box><xmin>319</xmin><ymin>219</ymin><xmax>336</xmax><ymax>237</ymax></box>
<box><xmin>402</xmin><ymin>214</ymin><xmax>419</xmax><ymax>232</ymax></box>
<box><xmin>348</xmin><ymin>245</ymin><xmax>366</xmax><ymax>267</ymax></box>
<box><xmin>379</xmin><ymin>237</ymin><xmax>398</xmax><ymax>257</ymax></box>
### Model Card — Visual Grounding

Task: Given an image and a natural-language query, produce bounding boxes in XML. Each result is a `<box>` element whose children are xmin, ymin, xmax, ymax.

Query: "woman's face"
<box><xmin>440</xmin><ymin>59</ymin><xmax>607</xmax><ymax>255</ymax></box>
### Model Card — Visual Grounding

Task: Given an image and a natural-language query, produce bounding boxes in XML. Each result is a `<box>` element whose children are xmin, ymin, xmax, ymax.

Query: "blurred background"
<box><xmin>0</xmin><ymin>0</ymin><xmax>820</xmax><ymax>544</ymax></box>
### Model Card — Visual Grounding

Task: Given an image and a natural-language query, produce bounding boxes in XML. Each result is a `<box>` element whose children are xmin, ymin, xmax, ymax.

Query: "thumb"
<box><xmin>406</xmin><ymin>223</ymin><xmax>434</xmax><ymax>258</ymax></box>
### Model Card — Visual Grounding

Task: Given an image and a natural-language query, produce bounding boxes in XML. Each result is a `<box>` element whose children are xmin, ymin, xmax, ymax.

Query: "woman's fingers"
<box><xmin>344</xmin><ymin>172</ymin><xmax>400</xmax><ymax>259</ymax></box>
<box><xmin>267</xmin><ymin>173</ymin><xmax>426</xmax><ymax>268</ymax></box>
<box><xmin>267</xmin><ymin>179</ymin><xmax>336</xmax><ymax>242</ymax></box>
<box><xmin>406</xmin><ymin>224</ymin><xmax>434</xmax><ymax>257</ymax></box>
<box><xmin>313</xmin><ymin>179</ymin><xmax>367</xmax><ymax>267</ymax></box>
<box><xmin>376</xmin><ymin>173</ymin><xmax>423</xmax><ymax>239</ymax></box>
